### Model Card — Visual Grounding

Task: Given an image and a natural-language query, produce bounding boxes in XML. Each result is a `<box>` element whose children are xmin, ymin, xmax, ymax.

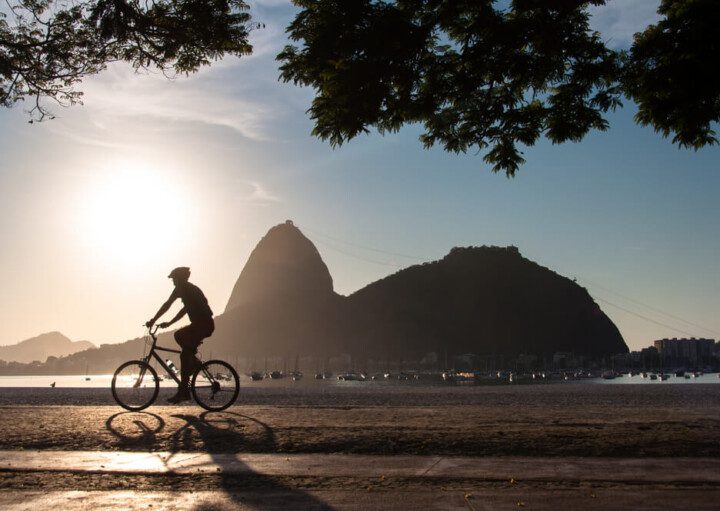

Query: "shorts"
<box><xmin>174</xmin><ymin>317</ymin><xmax>215</xmax><ymax>351</ymax></box>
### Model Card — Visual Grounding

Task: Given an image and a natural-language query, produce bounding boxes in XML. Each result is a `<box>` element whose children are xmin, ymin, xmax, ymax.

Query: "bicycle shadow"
<box><xmin>105</xmin><ymin>411</ymin><xmax>166</xmax><ymax>449</ymax></box>
<box><xmin>169</xmin><ymin>412</ymin><xmax>334</xmax><ymax>511</ymax></box>
<box><xmin>103</xmin><ymin>409</ymin><xmax>275</xmax><ymax>452</ymax></box>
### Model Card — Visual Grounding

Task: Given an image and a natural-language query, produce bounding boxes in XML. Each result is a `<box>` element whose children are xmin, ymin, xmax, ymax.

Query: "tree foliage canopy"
<box><xmin>623</xmin><ymin>0</ymin><xmax>720</xmax><ymax>150</ymax></box>
<box><xmin>0</xmin><ymin>0</ymin><xmax>255</xmax><ymax>120</ymax></box>
<box><xmin>278</xmin><ymin>0</ymin><xmax>719</xmax><ymax>175</ymax></box>
<box><xmin>1</xmin><ymin>1</ymin><xmax>718</xmax><ymax>175</ymax></box>
<box><xmin>279</xmin><ymin>0</ymin><xmax>621</xmax><ymax>175</ymax></box>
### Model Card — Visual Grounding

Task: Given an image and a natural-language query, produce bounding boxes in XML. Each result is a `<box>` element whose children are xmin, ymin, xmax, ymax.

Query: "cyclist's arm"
<box><xmin>160</xmin><ymin>307</ymin><xmax>187</xmax><ymax>328</ymax></box>
<box><xmin>146</xmin><ymin>291</ymin><xmax>178</xmax><ymax>327</ymax></box>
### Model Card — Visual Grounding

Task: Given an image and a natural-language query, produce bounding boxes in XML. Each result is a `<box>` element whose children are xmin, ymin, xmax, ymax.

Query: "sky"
<box><xmin>0</xmin><ymin>0</ymin><xmax>718</xmax><ymax>352</ymax></box>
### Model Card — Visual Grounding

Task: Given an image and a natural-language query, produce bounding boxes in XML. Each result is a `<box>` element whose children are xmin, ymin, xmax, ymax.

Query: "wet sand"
<box><xmin>1</xmin><ymin>384</ymin><xmax>718</xmax><ymax>457</ymax></box>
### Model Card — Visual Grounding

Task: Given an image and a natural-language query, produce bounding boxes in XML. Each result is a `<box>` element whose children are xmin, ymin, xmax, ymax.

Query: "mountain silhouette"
<box><xmin>0</xmin><ymin>332</ymin><xmax>95</xmax><ymax>364</ymax></box>
<box><xmin>214</xmin><ymin>220</ymin><xmax>343</xmax><ymax>358</ymax></box>
<box><xmin>211</xmin><ymin>223</ymin><xmax>626</xmax><ymax>362</ymax></box>
<box><xmin>224</xmin><ymin>220</ymin><xmax>336</xmax><ymax>312</ymax></box>
<box><xmin>6</xmin><ymin>222</ymin><xmax>628</xmax><ymax>374</ymax></box>
<box><xmin>343</xmin><ymin>246</ymin><xmax>627</xmax><ymax>362</ymax></box>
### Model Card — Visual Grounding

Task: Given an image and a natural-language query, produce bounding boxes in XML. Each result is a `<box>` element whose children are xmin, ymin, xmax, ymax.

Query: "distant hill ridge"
<box><xmin>0</xmin><ymin>332</ymin><xmax>96</xmax><ymax>364</ymax></box>
<box><xmin>209</xmin><ymin>222</ymin><xmax>627</xmax><ymax>360</ymax></box>
<box><xmin>5</xmin><ymin>221</ymin><xmax>627</xmax><ymax>374</ymax></box>
<box><xmin>343</xmin><ymin>245</ymin><xmax>627</xmax><ymax>360</ymax></box>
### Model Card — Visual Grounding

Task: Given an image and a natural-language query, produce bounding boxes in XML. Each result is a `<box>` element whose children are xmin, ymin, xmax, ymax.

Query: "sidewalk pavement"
<box><xmin>2</xmin><ymin>452</ymin><xmax>719</xmax><ymax>510</ymax></box>
<box><xmin>1</xmin><ymin>450</ymin><xmax>719</xmax><ymax>483</ymax></box>
<box><xmin>2</xmin><ymin>488</ymin><xmax>720</xmax><ymax>511</ymax></box>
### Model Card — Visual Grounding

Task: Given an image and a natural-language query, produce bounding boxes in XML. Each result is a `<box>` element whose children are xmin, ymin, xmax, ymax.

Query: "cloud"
<box><xmin>40</xmin><ymin>1</ymin><xmax>307</xmax><ymax>148</ymax></box>
<box><xmin>23</xmin><ymin>3</ymin><xmax>316</xmax><ymax>154</ymax></box>
<box><xmin>238</xmin><ymin>180</ymin><xmax>281</xmax><ymax>205</ymax></box>
<box><xmin>42</xmin><ymin>113</ymin><xmax>137</xmax><ymax>150</ymax></box>
<box><xmin>40</xmin><ymin>57</ymin><xmax>291</xmax><ymax>150</ymax></box>
<box><xmin>588</xmin><ymin>0</ymin><xmax>662</xmax><ymax>48</ymax></box>
<box><xmin>89</xmin><ymin>65</ymin><xmax>275</xmax><ymax>138</ymax></box>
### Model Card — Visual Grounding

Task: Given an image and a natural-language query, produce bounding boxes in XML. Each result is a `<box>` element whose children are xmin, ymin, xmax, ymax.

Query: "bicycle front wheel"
<box><xmin>191</xmin><ymin>360</ymin><xmax>239</xmax><ymax>411</ymax></box>
<box><xmin>111</xmin><ymin>360</ymin><xmax>159</xmax><ymax>411</ymax></box>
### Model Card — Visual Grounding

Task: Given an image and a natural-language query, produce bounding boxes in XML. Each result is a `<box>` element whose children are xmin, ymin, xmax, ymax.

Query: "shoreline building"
<box><xmin>653</xmin><ymin>338</ymin><xmax>715</xmax><ymax>367</ymax></box>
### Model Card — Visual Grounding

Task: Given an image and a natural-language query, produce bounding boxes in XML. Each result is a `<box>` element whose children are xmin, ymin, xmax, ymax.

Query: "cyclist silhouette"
<box><xmin>146</xmin><ymin>267</ymin><xmax>214</xmax><ymax>403</ymax></box>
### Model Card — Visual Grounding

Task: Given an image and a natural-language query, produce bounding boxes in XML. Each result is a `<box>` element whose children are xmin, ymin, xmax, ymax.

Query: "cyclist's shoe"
<box><xmin>167</xmin><ymin>389</ymin><xmax>191</xmax><ymax>404</ymax></box>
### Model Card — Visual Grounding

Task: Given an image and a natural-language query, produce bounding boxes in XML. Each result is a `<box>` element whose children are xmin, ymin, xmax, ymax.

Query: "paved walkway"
<box><xmin>2</xmin><ymin>451</ymin><xmax>720</xmax><ymax>483</ymax></box>
<box><xmin>2</xmin><ymin>452</ymin><xmax>719</xmax><ymax>510</ymax></box>
<box><xmin>2</xmin><ymin>488</ymin><xmax>720</xmax><ymax>511</ymax></box>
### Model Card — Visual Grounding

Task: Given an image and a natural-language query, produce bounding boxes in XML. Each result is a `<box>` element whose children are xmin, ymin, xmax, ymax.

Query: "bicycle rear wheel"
<box><xmin>191</xmin><ymin>360</ymin><xmax>239</xmax><ymax>411</ymax></box>
<box><xmin>111</xmin><ymin>360</ymin><xmax>159</xmax><ymax>411</ymax></box>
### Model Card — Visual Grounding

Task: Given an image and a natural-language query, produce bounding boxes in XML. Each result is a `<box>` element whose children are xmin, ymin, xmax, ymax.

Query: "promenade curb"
<box><xmin>1</xmin><ymin>451</ymin><xmax>719</xmax><ymax>483</ymax></box>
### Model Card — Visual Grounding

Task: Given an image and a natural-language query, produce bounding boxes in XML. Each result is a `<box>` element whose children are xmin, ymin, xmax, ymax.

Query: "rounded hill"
<box><xmin>344</xmin><ymin>245</ymin><xmax>628</xmax><ymax>361</ymax></box>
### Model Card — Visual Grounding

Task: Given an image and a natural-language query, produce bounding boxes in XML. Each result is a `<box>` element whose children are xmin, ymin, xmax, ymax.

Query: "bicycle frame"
<box><xmin>137</xmin><ymin>326</ymin><xmax>214</xmax><ymax>388</ymax></box>
<box><xmin>138</xmin><ymin>326</ymin><xmax>183</xmax><ymax>386</ymax></box>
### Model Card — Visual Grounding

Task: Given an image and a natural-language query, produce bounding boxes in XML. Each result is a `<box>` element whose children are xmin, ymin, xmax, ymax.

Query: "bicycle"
<box><xmin>111</xmin><ymin>325</ymin><xmax>239</xmax><ymax>412</ymax></box>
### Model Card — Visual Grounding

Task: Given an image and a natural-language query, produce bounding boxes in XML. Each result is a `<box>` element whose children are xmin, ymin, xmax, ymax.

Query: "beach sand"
<box><xmin>0</xmin><ymin>383</ymin><xmax>718</xmax><ymax>457</ymax></box>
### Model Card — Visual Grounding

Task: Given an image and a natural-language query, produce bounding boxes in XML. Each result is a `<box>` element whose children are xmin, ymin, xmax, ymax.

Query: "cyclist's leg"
<box><xmin>181</xmin><ymin>318</ymin><xmax>214</xmax><ymax>365</ymax></box>
<box><xmin>171</xmin><ymin>326</ymin><xmax>202</xmax><ymax>400</ymax></box>
<box><xmin>180</xmin><ymin>341</ymin><xmax>202</xmax><ymax>381</ymax></box>
<box><xmin>170</xmin><ymin>318</ymin><xmax>215</xmax><ymax>402</ymax></box>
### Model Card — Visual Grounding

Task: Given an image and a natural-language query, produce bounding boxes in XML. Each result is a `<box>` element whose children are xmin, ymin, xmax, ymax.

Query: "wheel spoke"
<box><xmin>112</xmin><ymin>361</ymin><xmax>159</xmax><ymax>411</ymax></box>
<box><xmin>191</xmin><ymin>360</ymin><xmax>239</xmax><ymax>411</ymax></box>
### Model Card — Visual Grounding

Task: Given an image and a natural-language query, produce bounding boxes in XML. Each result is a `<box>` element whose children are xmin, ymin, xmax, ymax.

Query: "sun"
<box><xmin>78</xmin><ymin>161</ymin><xmax>194</xmax><ymax>267</ymax></box>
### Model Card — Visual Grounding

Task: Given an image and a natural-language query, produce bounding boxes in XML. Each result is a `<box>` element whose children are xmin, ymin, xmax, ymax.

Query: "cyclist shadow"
<box><xmin>170</xmin><ymin>412</ymin><xmax>335</xmax><ymax>511</ymax></box>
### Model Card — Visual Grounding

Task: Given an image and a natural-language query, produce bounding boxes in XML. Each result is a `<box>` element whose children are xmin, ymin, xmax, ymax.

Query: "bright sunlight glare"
<box><xmin>77</xmin><ymin>161</ymin><xmax>194</xmax><ymax>269</ymax></box>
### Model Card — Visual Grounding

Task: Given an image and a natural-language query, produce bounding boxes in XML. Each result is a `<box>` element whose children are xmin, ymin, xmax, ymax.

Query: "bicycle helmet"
<box><xmin>168</xmin><ymin>267</ymin><xmax>191</xmax><ymax>280</ymax></box>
